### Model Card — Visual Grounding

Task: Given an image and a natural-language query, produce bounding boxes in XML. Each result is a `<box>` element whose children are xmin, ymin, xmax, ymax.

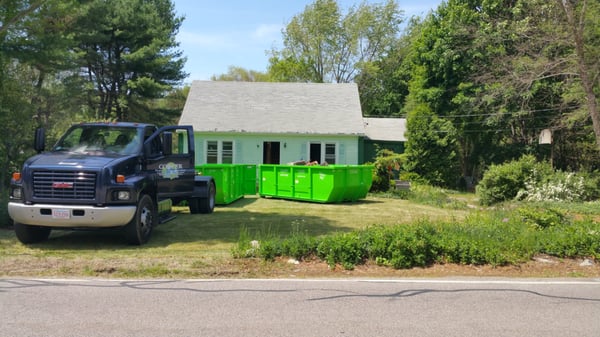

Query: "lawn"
<box><xmin>1</xmin><ymin>194</ymin><xmax>598</xmax><ymax>278</ymax></box>
<box><xmin>0</xmin><ymin>195</ymin><xmax>471</xmax><ymax>278</ymax></box>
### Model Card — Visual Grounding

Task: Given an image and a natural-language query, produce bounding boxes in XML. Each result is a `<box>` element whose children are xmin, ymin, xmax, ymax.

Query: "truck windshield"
<box><xmin>53</xmin><ymin>125</ymin><xmax>142</xmax><ymax>155</ymax></box>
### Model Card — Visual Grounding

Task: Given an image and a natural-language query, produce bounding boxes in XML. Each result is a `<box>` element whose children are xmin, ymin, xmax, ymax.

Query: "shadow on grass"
<box><xmin>3</xmin><ymin>207</ymin><xmax>352</xmax><ymax>250</ymax></box>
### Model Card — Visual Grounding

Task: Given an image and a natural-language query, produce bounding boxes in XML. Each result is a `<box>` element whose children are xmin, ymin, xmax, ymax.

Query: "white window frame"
<box><xmin>205</xmin><ymin>140</ymin><xmax>235</xmax><ymax>164</ymax></box>
<box><xmin>308</xmin><ymin>141</ymin><xmax>337</xmax><ymax>165</ymax></box>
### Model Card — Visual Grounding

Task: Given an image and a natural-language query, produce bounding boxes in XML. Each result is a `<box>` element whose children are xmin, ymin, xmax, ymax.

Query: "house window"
<box><xmin>309</xmin><ymin>142</ymin><xmax>336</xmax><ymax>164</ymax></box>
<box><xmin>325</xmin><ymin>143</ymin><xmax>336</xmax><ymax>164</ymax></box>
<box><xmin>222</xmin><ymin>141</ymin><xmax>233</xmax><ymax>164</ymax></box>
<box><xmin>207</xmin><ymin>141</ymin><xmax>218</xmax><ymax>163</ymax></box>
<box><xmin>205</xmin><ymin>140</ymin><xmax>234</xmax><ymax>164</ymax></box>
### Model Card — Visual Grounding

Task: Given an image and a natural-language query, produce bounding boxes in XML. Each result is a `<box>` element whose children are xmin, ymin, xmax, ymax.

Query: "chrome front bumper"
<box><xmin>8</xmin><ymin>202</ymin><xmax>136</xmax><ymax>228</ymax></box>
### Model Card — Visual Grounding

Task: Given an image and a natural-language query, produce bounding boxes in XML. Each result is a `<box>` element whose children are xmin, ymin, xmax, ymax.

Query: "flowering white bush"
<box><xmin>516</xmin><ymin>171</ymin><xmax>585</xmax><ymax>202</ymax></box>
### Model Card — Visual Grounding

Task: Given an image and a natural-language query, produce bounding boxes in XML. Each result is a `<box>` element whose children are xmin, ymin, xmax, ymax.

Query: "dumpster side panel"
<box><xmin>292</xmin><ymin>167</ymin><xmax>311</xmax><ymax>200</ymax></box>
<box><xmin>259</xmin><ymin>165</ymin><xmax>276</xmax><ymax>196</ymax></box>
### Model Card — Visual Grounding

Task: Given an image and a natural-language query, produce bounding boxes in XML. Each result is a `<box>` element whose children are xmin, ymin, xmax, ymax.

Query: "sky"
<box><xmin>172</xmin><ymin>0</ymin><xmax>444</xmax><ymax>83</ymax></box>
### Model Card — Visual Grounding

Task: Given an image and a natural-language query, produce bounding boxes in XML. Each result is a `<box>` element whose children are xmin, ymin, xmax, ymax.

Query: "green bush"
<box><xmin>233</xmin><ymin>209</ymin><xmax>600</xmax><ymax>269</ymax></box>
<box><xmin>317</xmin><ymin>232</ymin><xmax>365</xmax><ymax>270</ymax></box>
<box><xmin>384</xmin><ymin>224</ymin><xmax>437</xmax><ymax>269</ymax></box>
<box><xmin>280</xmin><ymin>231</ymin><xmax>318</xmax><ymax>260</ymax></box>
<box><xmin>516</xmin><ymin>170</ymin><xmax>598</xmax><ymax>202</ymax></box>
<box><xmin>518</xmin><ymin>206</ymin><xmax>568</xmax><ymax>230</ymax></box>
<box><xmin>477</xmin><ymin>155</ymin><xmax>552</xmax><ymax>205</ymax></box>
<box><xmin>369</xmin><ymin>149</ymin><xmax>405</xmax><ymax>192</ymax></box>
<box><xmin>537</xmin><ymin>219</ymin><xmax>600</xmax><ymax>258</ymax></box>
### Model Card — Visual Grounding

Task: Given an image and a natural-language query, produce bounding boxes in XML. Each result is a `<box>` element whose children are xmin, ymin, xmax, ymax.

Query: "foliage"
<box><xmin>478</xmin><ymin>154</ymin><xmax>599</xmax><ymax>205</ymax></box>
<box><xmin>516</xmin><ymin>170</ymin><xmax>593</xmax><ymax>203</ymax></box>
<box><xmin>317</xmin><ymin>232</ymin><xmax>364</xmax><ymax>270</ymax></box>
<box><xmin>235</xmin><ymin>207</ymin><xmax>600</xmax><ymax>269</ymax></box>
<box><xmin>74</xmin><ymin>0</ymin><xmax>186</xmax><ymax>121</ymax></box>
<box><xmin>537</xmin><ymin>218</ymin><xmax>600</xmax><ymax>258</ymax></box>
<box><xmin>268</xmin><ymin>0</ymin><xmax>403</xmax><ymax>83</ymax></box>
<box><xmin>518</xmin><ymin>206</ymin><xmax>568</xmax><ymax>230</ymax></box>
<box><xmin>369</xmin><ymin>148</ymin><xmax>405</xmax><ymax>192</ymax></box>
<box><xmin>211</xmin><ymin>66</ymin><xmax>272</xmax><ymax>82</ymax></box>
<box><xmin>403</xmin><ymin>102</ymin><xmax>460</xmax><ymax>187</ymax></box>
<box><xmin>477</xmin><ymin>155</ymin><xmax>549</xmax><ymax>205</ymax></box>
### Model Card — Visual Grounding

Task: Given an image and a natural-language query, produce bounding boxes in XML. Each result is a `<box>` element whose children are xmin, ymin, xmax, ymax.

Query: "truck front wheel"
<box><xmin>14</xmin><ymin>222</ymin><xmax>51</xmax><ymax>244</ymax></box>
<box><xmin>124</xmin><ymin>194</ymin><xmax>156</xmax><ymax>245</ymax></box>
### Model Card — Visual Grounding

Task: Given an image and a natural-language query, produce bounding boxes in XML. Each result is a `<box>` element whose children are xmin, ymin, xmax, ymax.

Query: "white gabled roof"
<box><xmin>180</xmin><ymin>81</ymin><xmax>365</xmax><ymax>136</ymax></box>
<box><xmin>363</xmin><ymin>117</ymin><xmax>407</xmax><ymax>142</ymax></box>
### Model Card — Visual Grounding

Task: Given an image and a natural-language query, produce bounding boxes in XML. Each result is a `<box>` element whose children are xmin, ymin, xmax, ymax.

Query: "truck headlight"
<box><xmin>11</xmin><ymin>187</ymin><xmax>22</xmax><ymax>199</ymax></box>
<box><xmin>117</xmin><ymin>191</ymin><xmax>130</xmax><ymax>200</ymax></box>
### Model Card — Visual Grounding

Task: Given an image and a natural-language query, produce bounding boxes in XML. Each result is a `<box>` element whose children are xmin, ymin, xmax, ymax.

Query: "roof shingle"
<box><xmin>180</xmin><ymin>81</ymin><xmax>365</xmax><ymax>135</ymax></box>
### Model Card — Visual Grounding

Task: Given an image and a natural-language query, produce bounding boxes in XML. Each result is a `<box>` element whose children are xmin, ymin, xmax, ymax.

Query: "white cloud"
<box><xmin>177</xmin><ymin>30</ymin><xmax>234</xmax><ymax>49</ymax></box>
<box><xmin>252</xmin><ymin>23</ymin><xmax>284</xmax><ymax>40</ymax></box>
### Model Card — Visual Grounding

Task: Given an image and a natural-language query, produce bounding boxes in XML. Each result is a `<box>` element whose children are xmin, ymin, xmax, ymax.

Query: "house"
<box><xmin>179</xmin><ymin>80</ymin><xmax>406</xmax><ymax>165</ymax></box>
<box><xmin>362</xmin><ymin>117</ymin><xmax>407</xmax><ymax>162</ymax></box>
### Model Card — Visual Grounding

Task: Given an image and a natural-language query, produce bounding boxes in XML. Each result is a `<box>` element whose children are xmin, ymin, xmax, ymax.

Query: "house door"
<box><xmin>263</xmin><ymin>141</ymin><xmax>280</xmax><ymax>164</ymax></box>
<box><xmin>309</xmin><ymin>142</ymin><xmax>321</xmax><ymax>163</ymax></box>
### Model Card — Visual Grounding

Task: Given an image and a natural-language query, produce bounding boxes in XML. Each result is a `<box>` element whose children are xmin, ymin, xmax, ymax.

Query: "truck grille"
<box><xmin>33</xmin><ymin>171</ymin><xmax>97</xmax><ymax>200</ymax></box>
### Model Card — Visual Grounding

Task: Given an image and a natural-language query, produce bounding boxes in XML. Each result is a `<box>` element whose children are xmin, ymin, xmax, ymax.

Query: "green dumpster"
<box><xmin>196</xmin><ymin>164</ymin><xmax>257</xmax><ymax>205</ymax></box>
<box><xmin>242</xmin><ymin>164</ymin><xmax>258</xmax><ymax>195</ymax></box>
<box><xmin>259</xmin><ymin>164</ymin><xmax>373</xmax><ymax>203</ymax></box>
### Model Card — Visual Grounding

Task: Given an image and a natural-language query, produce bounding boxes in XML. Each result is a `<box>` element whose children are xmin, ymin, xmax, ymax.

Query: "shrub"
<box><xmin>232</xmin><ymin>208</ymin><xmax>600</xmax><ymax>269</ymax></box>
<box><xmin>477</xmin><ymin>155</ymin><xmax>551</xmax><ymax>205</ymax></box>
<box><xmin>537</xmin><ymin>219</ymin><xmax>600</xmax><ymax>259</ymax></box>
<box><xmin>384</xmin><ymin>224</ymin><xmax>437</xmax><ymax>269</ymax></box>
<box><xmin>369</xmin><ymin>148</ymin><xmax>405</xmax><ymax>192</ymax></box>
<box><xmin>516</xmin><ymin>170</ymin><xmax>588</xmax><ymax>202</ymax></box>
<box><xmin>517</xmin><ymin>206</ymin><xmax>569</xmax><ymax>230</ymax></box>
<box><xmin>280</xmin><ymin>231</ymin><xmax>318</xmax><ymax>260</ymax></box>
<box><xmin>317</xmin><ymin>232</ymin><xmax>365</xmax><ymax>270</ymax></box>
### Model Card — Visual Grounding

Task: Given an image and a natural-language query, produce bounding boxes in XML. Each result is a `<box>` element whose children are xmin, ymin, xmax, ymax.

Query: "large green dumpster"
<box><xmin>196</xmin><ymin>164</ymin><xmax>257</xmax><ymax>205</ymax></box>
<box><xmin>259</xmin><ymin>164</ymin><xmax>373</xmax><ymax>203</ymax></box>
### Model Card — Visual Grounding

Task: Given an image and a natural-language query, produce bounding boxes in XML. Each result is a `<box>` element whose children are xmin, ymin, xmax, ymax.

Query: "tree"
<box><xmin>403</xmin><ymin>99</ymin><xmax>459</xmax><ymax>187</ymax></box>
<box><xmin>1</xmin><ymin>0</ymin><xmax>81</xmax><ymax>190</ymax></box>
<box><xmin>469</xmin><ymin>0</ymin><xmax>600</xmax><ymax>170</ymax></box>
<box><xmin>268</xmin><ymin>0</ymin><xmax>403</xmax><ymax>83</ymax></box>
<box><xmin>74</xmin><ymin>0</ymin><xmax>187</xmax><ymax>121</ymax></box>
<box><xmin>211</xmin><ymin>66</ymin><xmax>271</xmax><ymax>82</ymax></box>
<box><xmin>556</xmin><ymin>0</ymin><xmax>600</xmax><ymax>153</ymax></box>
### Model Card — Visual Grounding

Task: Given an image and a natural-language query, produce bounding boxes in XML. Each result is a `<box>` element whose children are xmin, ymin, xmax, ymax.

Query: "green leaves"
<box><xmin>268</xmin><ymin>0</ymin><xmax>403</xmax><ymax>83</ymax></box>
<box><xmin>75</xmin><ymin>0</ymin><xmax>186</xmax><ymax>120</ymax></box>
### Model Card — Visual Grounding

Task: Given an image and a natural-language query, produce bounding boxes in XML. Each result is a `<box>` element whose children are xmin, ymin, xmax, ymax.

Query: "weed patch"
<box><xmin>238</xmin><ymin>207</ymin><xmax>600</xmax><ymax>270</ymax></box>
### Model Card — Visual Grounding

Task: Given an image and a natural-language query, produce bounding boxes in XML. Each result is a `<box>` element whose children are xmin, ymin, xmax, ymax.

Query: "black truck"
<box><xmin>8</xmin><ymin>122</ymin><xmax>216</xmax><ymax>245</ymax></box>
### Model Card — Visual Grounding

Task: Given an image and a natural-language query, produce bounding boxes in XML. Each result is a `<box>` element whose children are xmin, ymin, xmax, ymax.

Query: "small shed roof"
<box><xmin>363</xmin><ymin>117</ymin><xmax>407</xmax><ymax>142</ymax></box>
<box><xmin>179</xmin><ymin>81</ymin><xmax>365</xmax><ymax>136</ymax></box>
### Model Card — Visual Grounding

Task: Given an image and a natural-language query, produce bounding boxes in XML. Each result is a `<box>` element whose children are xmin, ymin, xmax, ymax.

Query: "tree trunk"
<box><xmin>559</xmin><ymin>0</ymin><xmax>600</xmax><ymax>152</ymax></box>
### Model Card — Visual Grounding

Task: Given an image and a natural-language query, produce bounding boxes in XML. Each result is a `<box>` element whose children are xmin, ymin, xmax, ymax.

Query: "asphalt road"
<box><xmin>2</xmin><ymin>278</ymin><xmax>600</xmax><ymax>337</ymax></box>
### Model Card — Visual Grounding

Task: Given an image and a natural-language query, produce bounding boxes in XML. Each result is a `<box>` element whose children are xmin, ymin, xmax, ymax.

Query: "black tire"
<box><xmin>188</xmin><ymin>197</ymin><xmax>200</xmax><ymax>214</ymax></box>
<box><xmin>14</xmin><ymin>222</ymin><xmax>51</xmax><ymax>244</ymax></box>
<box><xmin>198</xmin><ymin>180</ymin><xmax>216</xmax><ymax>214</ymax></box>
<box><xmin>124</xmin><ymin>194</ymin><xmax>156</xmax><ymax>245</ymax></box>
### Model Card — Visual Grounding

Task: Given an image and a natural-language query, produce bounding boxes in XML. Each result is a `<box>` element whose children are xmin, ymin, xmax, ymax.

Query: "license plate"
<box><xmin>52</xmin><ymin>209</ymin><xmax>71</xmax><ymax>219</ymax></box>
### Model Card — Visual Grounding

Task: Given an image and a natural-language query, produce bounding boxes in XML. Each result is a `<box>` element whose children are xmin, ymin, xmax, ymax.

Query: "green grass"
<box><xmin>1</xmin><ymin>194</ymin><xmax>598</xmax><ymax>278</ymax></box>
<box><xmin>0</xmin><ymin>195</ymin><xmax>468</xmax><ymax>278</ymax></box>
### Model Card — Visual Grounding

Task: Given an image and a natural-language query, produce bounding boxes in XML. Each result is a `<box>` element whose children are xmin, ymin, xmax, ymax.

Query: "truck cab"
<box><xmin>8</xmin><ymin>122</ymin><xmax>215</xmax><ymax>245</ymax></box>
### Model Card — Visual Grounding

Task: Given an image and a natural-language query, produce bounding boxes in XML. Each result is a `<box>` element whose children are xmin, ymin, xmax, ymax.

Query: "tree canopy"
<box><xmin>0</xmin><ymin>0</ymin><xmax>187</xmax><ymax>193</ymax></box>
<box><xmin>268</xmin><ymin>0</ymin><xmax>403</xmax><ymax>83</ymax></box>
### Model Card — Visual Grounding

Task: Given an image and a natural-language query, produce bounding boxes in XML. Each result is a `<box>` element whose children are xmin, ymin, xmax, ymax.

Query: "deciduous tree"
<box><xmin>268</xmin><ymin>0</ymin><xmax>403</xmax><ymax>83</ymax></box>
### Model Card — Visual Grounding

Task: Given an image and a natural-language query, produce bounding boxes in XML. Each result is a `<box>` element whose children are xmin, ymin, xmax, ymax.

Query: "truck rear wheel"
<box><xmin>190</xmin><ymin>180</ymin><xmax>215</xmax><ymax>214</ymax></box>
<box><xmin>124</xmin><ymin>194</ymin><xmax>156</xmax><ymax>245</ymax></box>
<box><xmin>14</xmin><ymin>222</ymin><xmax>51</xmax><ymax>244</ymax></box>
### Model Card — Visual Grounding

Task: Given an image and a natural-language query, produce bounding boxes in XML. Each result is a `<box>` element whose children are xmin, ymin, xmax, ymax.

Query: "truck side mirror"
<box><xmin>162</xmin><ymin>132</ymin><xmax>172</xmax><ymax>156</ymax></box>
<box><xmin>34</xmin><ymin>128</ymin><xmax>46</xmax><ymax>153</ymax></box>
